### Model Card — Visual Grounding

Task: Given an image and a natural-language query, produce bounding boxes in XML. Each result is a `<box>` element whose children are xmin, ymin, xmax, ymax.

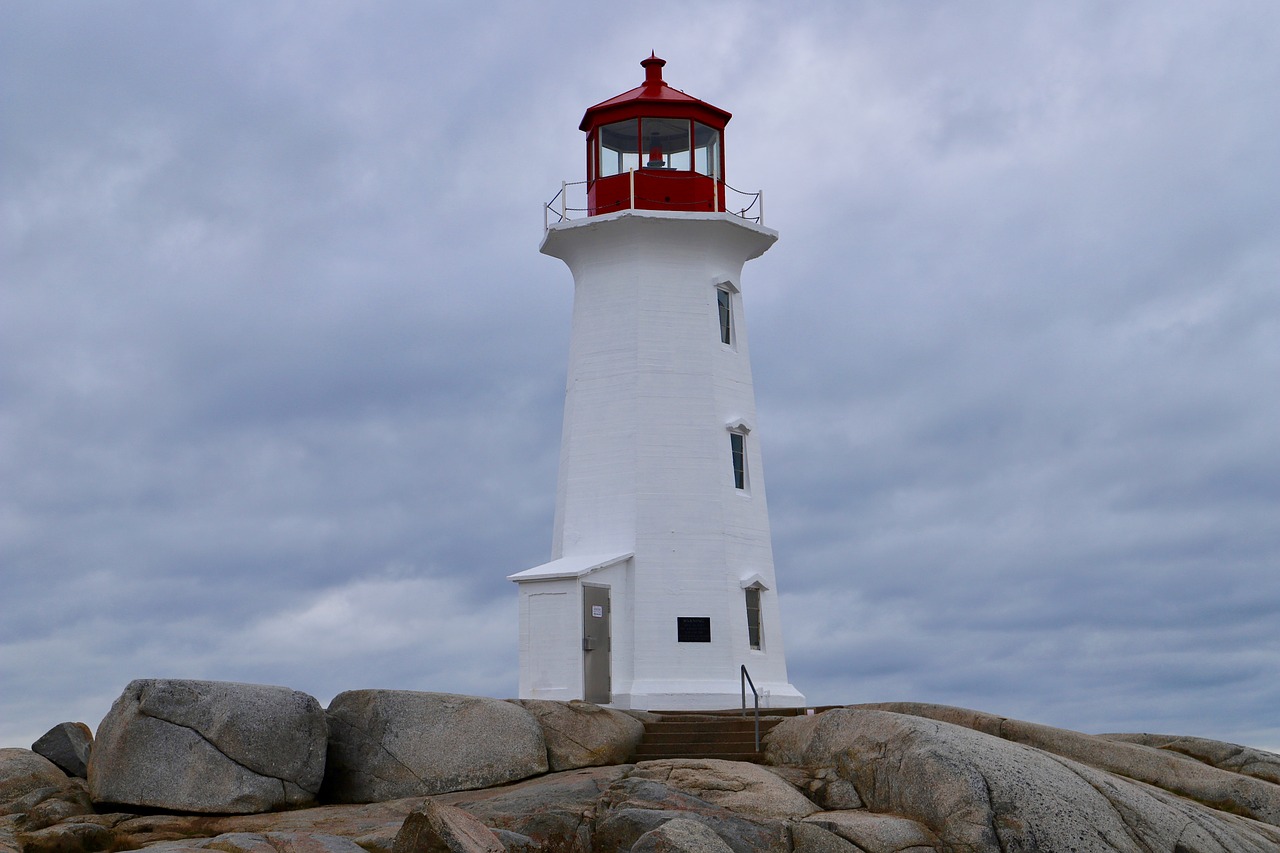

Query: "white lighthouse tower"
<box><xmin>510</xmin><ymin>55</ymin><xmax>804</xmax><ymax>710</ymax></box>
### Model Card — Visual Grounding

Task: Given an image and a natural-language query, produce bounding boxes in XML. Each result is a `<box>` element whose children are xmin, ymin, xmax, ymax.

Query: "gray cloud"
<box><xmin>3</xmin><ymin>1</ymin><xmax>1277</xmax><ymax>753</ymax></box>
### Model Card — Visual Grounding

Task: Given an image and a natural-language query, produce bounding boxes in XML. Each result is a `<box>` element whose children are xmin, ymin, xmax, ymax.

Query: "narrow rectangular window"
<box><xmin>730</xmin><ymin>432</ymin><xmax>747</xmax><ymax>491</ymax></box>
<box><xmin>717</xmin><ymin>288</ymin><xmax>733</xmax><ymax>345</ymax></box>
<box><xmin>745</xmin><ymin>587</ymin><xmax>762</xmax><ymax>650</ymax></box>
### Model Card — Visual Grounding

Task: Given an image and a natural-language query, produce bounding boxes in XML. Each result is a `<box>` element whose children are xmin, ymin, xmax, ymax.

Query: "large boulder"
<box><xmin>31</xmin><ymin>724</ymin><xmax>93</xmax><ymax>780</ymax></box>
<box><xmin>510</xmin><ymin>699</ymin><xmax>644</xmax><ymax>770</ymax></box>
<box><xmin>88</xmin><ymin>679</ymin><xmax>327</xmax><ymax>814</ymax></box>
<box><xmin>767</xmin><ymin>708</ymin><xmax>1280</xmax><ymax>852</ymax></box>
<box><xmin>323</xmin><ymin>691</ymin><xmax>547</xmax><ymax>803</ymax></box>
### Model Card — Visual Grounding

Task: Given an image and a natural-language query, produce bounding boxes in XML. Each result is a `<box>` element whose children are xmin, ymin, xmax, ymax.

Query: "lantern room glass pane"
<box><xmin>599</xmin><ymin>119</ymin><xmax>639</xmax><ymax>177</ymax></box>
<box><xmin>641</xmin><ymin>118</ymin><xmax>691</xmax><ymax>170</ymax></box>
<box><xmin>693</xmin><ymin>123</ymin><xmax>720</xmax><ymax>179</ymax></box>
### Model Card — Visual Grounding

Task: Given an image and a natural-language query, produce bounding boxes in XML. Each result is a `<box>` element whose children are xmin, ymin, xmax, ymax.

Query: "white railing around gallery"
<box><xmin>544</xmin><ymin>173</ymin><xmax>765</xmax><ymax>230</ymax></box>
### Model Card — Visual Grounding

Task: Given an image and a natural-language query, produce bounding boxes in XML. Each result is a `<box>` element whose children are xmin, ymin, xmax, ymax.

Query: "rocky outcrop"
<box><xmin>7</xmin><ymin>685</ymin><xmax>1280</xmax><ymax>853</ymax></box>
<box><xmin>30</xmin><ymin>724</ymin><xmax>92</xmax><ymax>780</ymax></box>
<box><xmin>323</xmin><ymin>691</ymin><xmax>547</xmax><ymax>803</ymax></box>
<box><xmin>511</xmin><ymin>699</ymin><xmax>644</xmax><ymax>771</ymax></box>
<box><xmin>767</xmin><ymin>707</ymin><xmax>1280</xmax><ymax>852</ymax></box>
<box><xmin>87</xmin><ymin>679</ymin><xmax>327</xmax><ymax>814</ymax></box>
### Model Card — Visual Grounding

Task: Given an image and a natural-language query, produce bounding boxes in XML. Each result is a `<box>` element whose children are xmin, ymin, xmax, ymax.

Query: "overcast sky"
<box><xmin>3</xmin><ymin>1</ymin><xmax>1278</xmax><ymax>754</ymax></box>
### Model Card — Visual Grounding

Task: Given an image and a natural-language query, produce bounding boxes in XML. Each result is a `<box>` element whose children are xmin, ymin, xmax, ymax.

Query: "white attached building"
<box><xmin>511</xmin><ymin>55</ymin><xmax>804</xmax><ymax>711</ymax></box>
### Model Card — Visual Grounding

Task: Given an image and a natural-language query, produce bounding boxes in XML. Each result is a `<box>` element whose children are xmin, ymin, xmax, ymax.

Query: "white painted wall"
<box><xmin>513</xmin><ymin>209</ymin><xmax>804</xmax><ymax>710</ymax></box>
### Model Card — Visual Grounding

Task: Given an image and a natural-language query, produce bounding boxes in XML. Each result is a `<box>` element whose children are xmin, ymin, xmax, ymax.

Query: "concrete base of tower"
<box><xmin>611</xmin><ymin>679</ymin><xmax>806</xmax><ymax>712</ymax></box>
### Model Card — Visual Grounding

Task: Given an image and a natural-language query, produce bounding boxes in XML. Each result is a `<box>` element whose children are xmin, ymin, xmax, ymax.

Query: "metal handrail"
<box><xmin>543</xmin><ymin>174</ymin><xmax>765</xmax><ymax>229</ymax></box>
<box><xmin>740</xmin><ymin>664</ymin><xmax>760</xmax><ymax>751</ymax></box>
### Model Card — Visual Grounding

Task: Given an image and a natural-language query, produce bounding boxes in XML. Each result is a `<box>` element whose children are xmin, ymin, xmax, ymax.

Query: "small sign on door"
<box><xmin>592</xmin><ymin>605</ymin><xmax>604</xmax><ymax>618</ymax></box>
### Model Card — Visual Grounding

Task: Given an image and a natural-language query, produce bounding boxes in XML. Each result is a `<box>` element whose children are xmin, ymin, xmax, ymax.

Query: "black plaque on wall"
<box><xmin>677</xmin><ymin>617</ymin><xmax>712</xmax><ymax>643</ymax></box>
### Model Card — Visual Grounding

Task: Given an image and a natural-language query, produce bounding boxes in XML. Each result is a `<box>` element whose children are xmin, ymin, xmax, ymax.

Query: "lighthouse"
<box><xmin>510</xmin><ymin>55</ymin><xmax>804</xmax><ymax>710</ymax></box>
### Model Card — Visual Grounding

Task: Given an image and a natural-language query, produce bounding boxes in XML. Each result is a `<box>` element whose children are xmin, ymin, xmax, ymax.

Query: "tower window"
<box><xmin>730</xmin><ymin>431</ymin><xmax>747</xmax><ymax>491</ymax></box>
<box><xmin>717</xmin><ymin>288</ymin><xmax>733</xmax><ymax>345</ymax></box>
<box><xmin>745</xmin><ymin>586</ymin><xmax>763</xmax><ymax>650</ymax></box>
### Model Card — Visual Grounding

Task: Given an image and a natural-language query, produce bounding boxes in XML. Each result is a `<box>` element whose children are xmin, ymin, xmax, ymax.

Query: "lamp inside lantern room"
<box><xmin>647</xmin><ymin>131</ymin><xmax>663</xmax><ymax>168</ymax></box>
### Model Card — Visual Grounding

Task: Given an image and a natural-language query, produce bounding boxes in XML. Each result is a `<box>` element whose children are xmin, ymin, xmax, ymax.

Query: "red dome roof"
<box><xmin>579</xmin><ymin>53</ymin><xmax>732</xmax><ymax>132</ymax></box>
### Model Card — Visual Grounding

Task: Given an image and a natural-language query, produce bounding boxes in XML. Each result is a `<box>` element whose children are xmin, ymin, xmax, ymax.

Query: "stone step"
<box><xmin>645</xmin><ymin>727</ymin><xmax>762</xmax><ymax>742</ymax></box>
<box><xmin>645</xmin><ymin>720</ymin><xmax>781</xmax><ymax>734</ymax></box>
<box><xmin>631</xmin><ymin>710</ymin><xmax>797</xmax><ymax>763</ymax></box>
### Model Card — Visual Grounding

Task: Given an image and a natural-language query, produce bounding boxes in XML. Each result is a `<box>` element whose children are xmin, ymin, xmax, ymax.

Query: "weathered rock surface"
<box><xmin>2</xmin><ymin>749</ymin><xmax>94</xmax><ymax>853</ymax></box>
<box><xmin>768</xmin><ymin>707</ymin><xmax>1280</xmax><ymax>852</ymax></box>
<box><xmin>144</xmin><ymin>830</ymin><xmax>369</xmax><ymax>853</ymax></box>
<box><xmin>511</xmin><ymin>699</ymin><xmax>644</xmax><ymax>771</ymax></box>
<box><xmin>854</xmin><ymin>700</ymin><xmax>1280</xmax><ymax>828</ymax></box>
<box><xmin>439</xmin><ymin>764</ymin><xmax>625</xmax><ymax>849</ymax></box>
<box><xmin>629</xmin><ymin>758</ymin><xmax>819</xmax><ymax>820</ymax></box>
<box><xmin>323</xmin><ymin>691</ymin><xmax>547</xmax><ymax>803</ymax></box>
<box><xmin>802</xmin><ymin>809</ymin><xmax>941</xmax><ymax>852</ymax></box>
<box><xmin>1102</xmin><ymin>731</ymin><xmax>1280</xmax><ymax>785</ymax></box>
<box><xmin>629</xmin><ymin>816</ymin><xmax>735</xmax><ymax>852</ymax></box>
<box><xmin>12</xmin><ymin>687</ymin><xmax>1280</xmax><ymax>853</ymax></box>
<box><xmin>593</xmin><ymin>774</ymin><xmax>792</xmax><ymax>853</ymax></box>
<box><xmin>88</xmin><ymin>679</ymin><xmax>327</xmax><ymax>814</ymax></box>
<box><xmin>788</xmin><ymin>821</ymin><xmax>862</xmax><ymax>853</ymax></box>
<box><xmin>392</xmin><ymin>800</ymin><xmax>504</xmax><ymax>853</ymax></box>
<box><xmin>26</xmin><ymin>798</ymin><xmax>433</xmax><ymax>853</ymax></box>
<box><xmin>30</xmin><ymin>724</ymin><xmax>93</xmax><ymax>780</ymax></box>
<box><xmin>0</xmin><ymin>750</ymin><xmax>70</xmax><ymax>814</ymax></box>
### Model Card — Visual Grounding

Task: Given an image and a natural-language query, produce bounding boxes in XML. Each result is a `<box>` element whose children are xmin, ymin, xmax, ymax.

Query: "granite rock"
<box><xmin>511</xmin><ymin>699</ymin><xmax>644</xmax><ymax>771</ymax></box>
<box><xmin>629</xmin><ymin>758</ymin><xmax>819</xmax><ymax>820</ymax></box>
<box><xmin>392</xmin><ymin>800</ymin><xmax>504</xmax><ymax>853</ymax></box>
<box><xmin>323</xmin><ymin>691</ymin><xmax>547</xmax><ymax>803</ymax></box>
<box><xmin>31</xmin><ymin>724</ymin><xmax>93</xmax><ymax>780</ymax></box>
<box><xmin>629</xmin><ymin>816</ymin><xmax>735</xmax><ymax>852</ymax></box>
<box><xmin>768</xmin><ymin>708</ymin><xmax>1280</xmax><ymax>852</ymax></box>
<box><xmin>0</xmin><ymin>750</ymin><xmax>75</xmax><ymax>815</ymax></box>
<box><xmin>88</xmin><ymin>679</ymin><xmax>327</xmax><ymax>814</ymax></box>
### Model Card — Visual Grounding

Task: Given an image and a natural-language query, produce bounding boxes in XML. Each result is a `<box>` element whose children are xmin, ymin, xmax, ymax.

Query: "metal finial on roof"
<box><xmin>641</xmin><ymin>52</ymin><xmax>666</xmax><ymax>85</ymax></box>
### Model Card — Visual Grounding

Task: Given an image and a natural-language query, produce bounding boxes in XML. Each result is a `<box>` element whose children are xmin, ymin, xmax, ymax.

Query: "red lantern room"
<box><xmin>581</xmin><ymin>54</ymin><xmax>731</xmax><ymax>217</ymax></box>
